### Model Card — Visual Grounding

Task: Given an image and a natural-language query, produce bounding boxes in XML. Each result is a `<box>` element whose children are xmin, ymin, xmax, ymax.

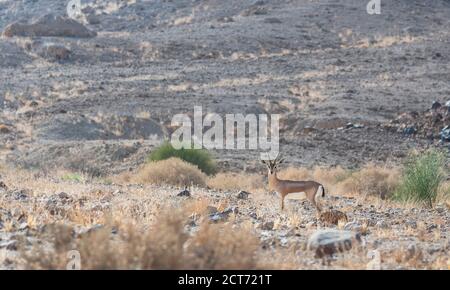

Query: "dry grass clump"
<box><xmin>140</xmin><ymin>208</ymin><xmax>189</xmax><ymax>269</ymax></box>
<box><xmin>21</xmin><ymin>206</ymin><xmax>261</xmax><ymax>270</ymax></box>
<box><xmin>438</xmin><ymin>181</ymin><xmax>450</xmax><ymax>205</ymax></box>
<box><xmin>278</xmin><ymin>166</ymin><xmax>349</xmax><ymax>189</ymax></box>
<box><xmin>334</xmin><ymin>164</ymin><xmax>400</xmax><ymax>199</ymax></box>
<box><xmin>22</xmin><ymin>223</ymin><xmax>77</xmax><ymax>269</ymax></box>
<box><xmin>186</xmin><ymin>222</ymin><xmax>259</xmax><ymax>269</ymax></box>
<box><xmin>124</xmin><ymin>157</ymin><xmax>206</xmax><ymax>187</ymax></box>
<box><xmin>278</xmin><ymin>167</ymin><xmax>310</xmax><ymax>181</ymax></box>
<box><xmin>207</xmin><ymin>172</ymin><xmax>264</xmax><ymax>192</ymax></box>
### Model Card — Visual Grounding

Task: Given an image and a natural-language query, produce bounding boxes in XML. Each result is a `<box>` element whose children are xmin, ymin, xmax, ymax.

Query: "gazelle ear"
<box><xmin>278</xmin><ymin>158</ymin><xmax>285</xmax><ymax>164</ymax></box>
<box><xmin>261</xmin><ymin>159</ymin><xmax>267</xmax><ymax>165</ymax></box>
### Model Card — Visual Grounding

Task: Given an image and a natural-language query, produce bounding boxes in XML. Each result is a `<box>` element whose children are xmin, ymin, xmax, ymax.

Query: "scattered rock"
<box><xmin>385</xmin><ymin>102</ymin><xmax>450</xmax><ymax>139</ymax></box>
<box><xmin>405</xmin><ymin>220</ymin><xmax>417</xmax><ymax>229</ymax></box>
<box><xmin>3</xmin><ymin>14</ymin><xmax>97</xmax><ymax>38</ymax></box>
<box><xmin>240</xmin><ymin>1</ymin><xmax>268</xmax><ymax>17</ymax></box>
<box><xmin>80</xmin><ymin>6</ymin><xmax>101</xmax><ymax>25</ymax></box>
<box><xmin>90</xmin><ymin>204</ymin><xmax>109</xmax><ymax>211</ymax></box>
<box><xmin>0</xmin><ymin>240</ymin><xmax>17</xmax><ymax>251</ymax></box>
<box><xmin>217</xmin><ymin>16</ymin><xmax>234</xmax><ymax>23</ymax></box>
<box><xmin>209</xmin><ymin>212</ymin><xmax>228</xmax><ymax>223</ymax></box>
<box><xmin>0</xmin><ymin>125</ymin><xmax>11</xmax><ymax>134</ymax></box>
<box><xmin>431</xmin><ymin>101</ymin><xmax>442</xmax><ymax>110</ymax></box>
<box><xmin>6</xmin><ymin>189</ymin><xmax>29</xmax><ymax>201</ymax></box>
<box><xmin>77</xmin><ymin>197</ymin><xmax>88</xmax><ymax>207</ymax></box>
<box><xmin>344</xmin><ymin>221</ymin><xmax>363</xmax><ymax>232</ymax></box>
<box><xmin>186</xmin><ymin>214</ymin><xmax>198</xmax><ymax>227</ymax></box>
<box><xmin>0</xmin><ymin>208</ymin><xmax>12</xmax><ymax>222</ymax></box>
<box><xmin>260</xmin><ymin>221</ymin><xmax>274</xmax><ymax>231</ymax></box>
<box><xmin>375</xmin><ymin>220</ymin><xmax>389</xmax><ymax>229</ymax></box>
<box><xmin>27</xmin><ymin>100</ymin><xmax>39</xmax><ymax>108</ymax></box>
<box><xmin>112</xmin><ymin>190</ymin><xmax>125</xmax><ymax>196</ymax></box>
<box><xmin>0</xmin><ymin>181</ymin><xmax>8</xmax><ymax>190</ymax></box>
<box><xmin>406</xmin><ymin>244</ymin><xmax>417</xmax><ymax>260</ymax></box>
<box><xmin>177</xmin><ymin>188</ymin><xmax>191</xmax><ymax>197</ymax></box>
<box><xmin>264</xmin><ymin>17</ymin><xmax>282</xmax><ymax>24</ymax></box>
<box><xmin>205</xmin><ymin>206</ymin><xmax>218</xmax><ymax>214</ymax></box>
<box><xmin>426</xmin><ymin>244</ymin><xmax>442</xmax><ymax>255</ymax></box>
<box><xmin>440</xmin><ymin>126</ymin><xmax>450</xmax><ymax>142</ymax></box>
<box><xmin>427</xmin><ymin>224</ymin><xmax>438</xmax><ymax>232</ymax></box>
<box><xmin>209</xmin><ymin>207</ymin><xmax>237</xmax><ymax>223</ymax></box>
<box><xmin>58</xmin><ymin>192</ymin><xmax>71</xmax><ymax>200</ymax></box>
<box><xmin>305</xmin><ymin>221</ymin><xmax>317</xmax><ymax>229</ymax></box>
<box><xmin>18</xmin><ymin>222</ymin><xmax>29</xmax><ymax>231</ymax></box>
<box><xmin>307</xmin><ymin>229</ymin><xmax>362</xmax><ymax>258</ymax></box>
<box><xmin>236</xmin><ymin>191</ymin><xmax>250</xmax><ymax>200</ymax></box>
<box><xmin>345</xmin><ymin>122</ymin><xmax>364</xmax><ymax>129</ymax></box>
<box><xmin>68</xmin><ymin>2</ymin><xmax>99</xmax><ymax>25</ymax></box>
<box><xmin>403</xmin><ymin>126</ymin><xmax>417</xmax><ymax>136</ymax></box>
<box><xmin>76</xmin><ymin>224</ymin><xmax>107</xmax><ymax>238</ymax></box>
<box><xmin>249</xmin><ymin>212</ymin><xmax>258</xmax><ymax>219</ymax></box>
<box><xmin>435</xmin><ymin>206</ymin><xmax>445</xmax><ymax>214</ymax></box>
<box><xmin>45</xmin><ymin>192</ymin><xmax>74</xmax><ymax>215</ymax></box>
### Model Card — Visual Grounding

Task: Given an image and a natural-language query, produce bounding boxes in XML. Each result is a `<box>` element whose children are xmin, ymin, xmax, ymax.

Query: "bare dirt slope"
<box><xmin>1</xmin><ymin>0</ymin><xmax>450</xmax><ymax>174</ymax></box>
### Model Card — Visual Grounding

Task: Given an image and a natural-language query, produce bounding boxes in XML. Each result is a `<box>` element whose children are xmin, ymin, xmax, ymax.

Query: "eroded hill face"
<box><xmin>1</xmin><ymin>0</ymin><xmax>450</xmax><ymax>174</ymax></box>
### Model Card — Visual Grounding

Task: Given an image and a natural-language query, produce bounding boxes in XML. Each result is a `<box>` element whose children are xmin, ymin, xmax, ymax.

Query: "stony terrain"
<box><xmin>0</xmin><ymin>168</ymin><xmax>449</xmax><ymax>270</ymax></box>
<box><xmin>1</xmin><ymin>0</ymin><xmax>450</xmax><ymax>269</ymax></box>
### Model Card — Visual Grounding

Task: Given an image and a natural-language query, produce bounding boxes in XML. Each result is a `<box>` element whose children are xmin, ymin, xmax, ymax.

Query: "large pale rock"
<box><xmin>307</xmin><ymin>229</ymin><xmax>362</xmax><ymax>258</ymax></box>
<box><xmin>2</xmin><ymin>14</ymin><xmax>97</xmax><ymax>38</ymax></box>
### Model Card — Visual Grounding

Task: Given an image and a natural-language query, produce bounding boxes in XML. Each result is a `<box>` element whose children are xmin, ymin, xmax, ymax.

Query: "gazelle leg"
<box><xmin>281</xmin><ymin>195</ymin><xmax>285</xmax><ymax>211</ymax></box>
<box><xmin>312</xmin><ymin>198</ymin><xmax>322</xmax><ymax>213</ymax></box>
<box><xmin>314</xmin><ymin>199</ymin><xmax>322</xmax><ymax>212</ymax></box>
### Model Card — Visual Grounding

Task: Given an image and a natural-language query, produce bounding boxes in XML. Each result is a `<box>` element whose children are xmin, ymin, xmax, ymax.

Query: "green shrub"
<box><xmin>148</xmin><ymin>142</ymin><xmax>217</xmax><ymax>175</ymax></box>
<box><xmin>61</xmin><ymin>173</ymin><xmax>85</xmax><ymax>183</ymax></box>
<box><xmin>394</xmin><ymin>150</ymin><xmax>446</xmax><ymax>207</ymax></box>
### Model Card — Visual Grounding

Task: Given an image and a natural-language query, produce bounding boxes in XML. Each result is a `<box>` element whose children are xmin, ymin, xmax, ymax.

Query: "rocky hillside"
<box><xmin>1</xmin><ymin>0</ymin><xmax>450</xmax><ymax>174</ymax></box>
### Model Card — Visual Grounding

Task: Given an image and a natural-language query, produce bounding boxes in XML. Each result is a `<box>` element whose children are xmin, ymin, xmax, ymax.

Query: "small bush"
<box><xmin>186</xmin><ymin>222</ymin><xmax>259</xmax><ymax>269</ymax></box>
<box><xmin>207</xmin><ymin>173</ymin><xmax>264</xmax><ymax>192</ymax></box>
<box><xmin>148</xmin><ymin>142</ymin><xmax>217</xmax><ymax>175</ymax></box>
<box><xmin>61</xmin><ymin>173</ymin><xmax>85</xmax><ymax>183</ymax></box>
<box><xmin>131</xmin><ymin>157</ymin><xmax>206</xmax><ymax>187</ymax></box>
<box><xmin>394</xmin><ymin>150</ymin><xmax>447</xmax><ymax>207</ymax></box>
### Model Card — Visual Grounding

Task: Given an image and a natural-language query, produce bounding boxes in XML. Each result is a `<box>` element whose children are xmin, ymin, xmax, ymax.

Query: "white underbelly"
<box><xmin>285</xmin><ymin>192</ymin><xmax>307</xmax><ymax>200</ymax></box>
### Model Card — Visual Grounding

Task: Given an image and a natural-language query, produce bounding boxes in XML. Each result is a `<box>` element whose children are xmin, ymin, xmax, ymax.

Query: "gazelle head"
<box><xmin>261</xmin><ymin>155</ymin><xmax>284</xmax><ymax>175</ymax></box>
